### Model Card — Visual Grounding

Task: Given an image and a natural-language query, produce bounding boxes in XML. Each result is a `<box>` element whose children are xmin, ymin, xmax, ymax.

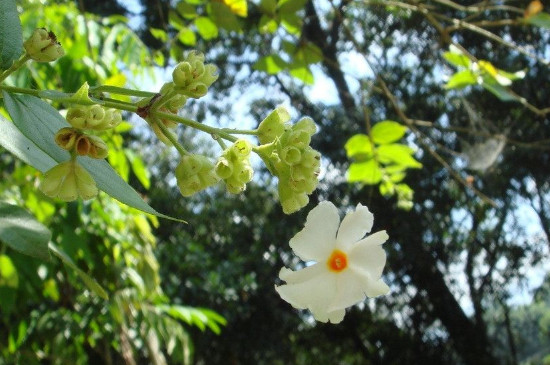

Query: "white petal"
<box><xmin>336</xmin><ymin>203</ymin><xmax>374</xmax><ymax>250</ymax></box>
<box><xmin>364</xmin><ymin>279</ymin><xmax>390</xmax><ymax>297</ymax></box>
<box><xmin>289</xmin><ymin>201</ymin><xmax>340</xmax><ymax>261</ymax></box>
<box><xmin>328</xmin><ymin>269</ymin><xmax>369</xmax><ymax>311</ymax></box>
<box><xmin>278</xmin><ymin>263</ymin><xmax>324</xmax><ymax>285</ymax></box>
<box><xmin>348</xmin><ymin>230</ymin><xmax>389</xmax><ymax>279</ymax></box>
<box><xmin>312</xmin><ymin>308</ymin><xmax>346</xmax><ymax>324</ymax></box>
<box><xmin>275</xmin><ymin>267</ymin><xmax>335</xmax><ymax>314</ymax></box>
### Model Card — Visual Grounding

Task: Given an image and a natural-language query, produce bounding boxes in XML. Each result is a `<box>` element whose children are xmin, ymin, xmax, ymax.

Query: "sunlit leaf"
<box><xmin>195</xmin><ymin>17</ymin><xmax>218</xmax><ymax>40</ymax></box>
<box><xmin>345</xmin><ymin>134</ymin><xmax>373</xmax><ymax>160</ymax></box>
<box><xmin>370</xmin><ymin>121</ymin><xmax>407</xmax><ymax>144</ymax></box>
<box><xmin>289</xmin><ymin>65</ymin><xmax>314</xmax><ymax>84</ymax></box>
<box><xmin>178</xmin><ymin>27</ymin><xmax>197</xmax><ymax>45</ymax></box>
<box><xmin>253</xmin><ymin>54</ymin><xmax>287</xmax><ymax>74</ymax></box>
<box><xmin>0</xmin><ymin>255</ymin><xmax>19</xmax><ymax>288</ymax></box>
<box><xmin>348</xmin><ymin>160</ymin><xmax>382</xmax><ymax>184</ymax></box>
<box><xmin>443</xmin><ymin>51</ymin><xmax>471</xmax><ymax>68</ymax></box>
<box><xmin>150</xmin><ymin>28</ymin><xmax>168</xmax><ymax>42</ymax></box>
<box><xmin>176</xmin><ymin>1</ymin><xmax>198</xmax><ymax>19</ymax></box>
<box><xmin>445</xmin><ymin>69</ymin><xmax>477</xmax><ymax>89</ymax></box>
<box><xmin>222</xmin><ymin>0</ymin><xmax>247</xmax><ymax>17</ymax></box>
<box><xmin>377</xmin><ymin>144</ymin><xmax>422</xmax><ymax>168</ymax></box>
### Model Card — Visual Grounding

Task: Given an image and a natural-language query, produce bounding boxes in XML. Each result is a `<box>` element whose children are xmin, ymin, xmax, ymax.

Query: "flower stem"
<box><xmin>89</xmin><ymin>85</ymin><xmax>157</xmax><ymax>98</ymax></box>
<box><xmin>152</xmin><ymin>117</ymin><xmax>188</xmax><ymax>157</ymax></box>
<box><xmin>0</xmin><ymin>54</ymin><xmax>31</xmax><ymax>83</ymax></box>
<box><xmin>220</xmin><ymin>128</ymin><xmax>259</xmax><ymax>135</ymax></box>
<box><xmin>151</xmin><ymin>110</ymin><xmax>239</xmax><ymax>143</ymax></box>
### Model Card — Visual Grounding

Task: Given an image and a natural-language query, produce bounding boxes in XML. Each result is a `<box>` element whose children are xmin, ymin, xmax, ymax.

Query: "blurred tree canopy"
<box><xmin>1</xmin><ymin>0</ymin><xmax>550</xmax><ymax>364</ymax></box>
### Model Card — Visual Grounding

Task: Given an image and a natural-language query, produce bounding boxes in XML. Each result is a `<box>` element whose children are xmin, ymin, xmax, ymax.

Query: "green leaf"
<box><xmin>150</xmin><ymin>28</ymin><xmax>168</xmax><ymax>42</ymax></box>
<box><xmin>158</xmin><ymin>305</ymin><xmax>226</xmax><ymax>334</ymax></box>
<box><xmin>210</xmin><ymin>2</ymin><xmax>242</xmax><ymax>32</ymax></box>
<box><xmin>0</xmin><ymin>202</ymin><xmax>51</xmax><ymax>261</ymax></box>
<box><xmin>481</xmin><ymin>79</ymin><xmax>518</xmax><ymax>102</ymax></box>
<box><xmin>2</xmin><ymin>92</ymin><xmax>183</xmax><ymax>221</ymax></box>
<box><xmin>48</xmin><ymin>242</ymin><xmax>108</xmax><ymax>300</ymax></box>
<box><xmin>345</xmin><ymin>134</ymin><xmax>373</xmax><ymax>160</ymax></box>
<box><xmin>176</xmin><ymin>1</ymin><xmax>198</xmax><ymax>19</ymax></box>
<box><xmin>281</xmin><ymin>13</ymin><xmax>302</xmax><ymax>34</ymax></box>
<box><xmin>289</xmin><ymin>65</ymin><xmax>314</xmax><ymax>84</ymax></box>
<box><xmin>126</xmin><ymin>149</ymin><xmax>151</xmax><ymax>189</ymax></box>
<box><xmin>178</xmin><ymin>28</ymin><xmax>197</xmax><ymax>46</ymax></box>
<box><xmin>526</xmin><ymin>12</ymin><xmax>550</xmax><ymax>29</ymax></box>
<box><xmin>259</xmin><ymin>15</ymin><xmax>279</xmax><ymax>34</ymax></box>
<box><xmin>443</xmin><ymin>51</ymin><xmax>471</xmax><ymax>68</ymax></box>
<box><xmin>377</xmin><ymin>144</ymin><xmax>422</xmax><ymax>168</ymax></box>
<box><xmin>259</xmin><ymin>0</ymin><xmax>277</xmax><ymax>14</ymax></box>
<box><xmin>278</xmin><ymin>0</ymin><xmax>308</xmax><ymax>14</ymax></box>
<box><xmin>445</xmin><ymin>69</ymin><xmax>477</xmax><ymax>89</ymax></box>
<box><xmin>253</xmin><ymin>54</ymin><xmax>287</xmax><ymax>74</ymax></box>
<box><xmin>195</xmin><ymin>17</ymin><xmax>218</xmax><ymax>40</ymax></box>
<box><xmin>0</xmin><ymin>0</ymin><xmax>23</xmax><ymax>70</ymax></box>
<box><xmin>371</xmin><ymin>121</ymin><xmax>407</xmax><ymax>144</ymax></box>
<box><xmin>0</xmin><ymin>255</ymin><xmax>19</xmax><ymax>288</ymax></box>
<box><xmin>348</xmin><ymin>160</ymin><xmax>382</xmax><ymax>185</ymax></box>
<box><xmin>0</xmin><ymin>115</ymin><xmax>57</xmax><ymax>172</ymax></box>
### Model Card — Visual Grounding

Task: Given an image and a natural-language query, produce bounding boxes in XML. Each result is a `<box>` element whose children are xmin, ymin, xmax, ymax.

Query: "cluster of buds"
<box><xmin>66</xmin><ymin>105</ymin><xmax>122</xmax><ymax>131</ymax></box>
<box><xmin>55</xmin><ymin>127</ymin><xmax>108</xmax><ymax>159</ymax></box>
<box><xmin>40</xmin><ymin>105</ymin><xmax>122</xmax><ymax>201</ymax></box>
<box><xmin>215</xmin><ymin>140</ymin><xmax>254</xmax><ymax>194</ymax></box>
<box><xmin>39</xmin><ymin>160</ymin><xmax>98</xmax><ymax>201</ymax></box>
<box><xmin>175</xmin><ymin>154</ymin><xmax>219</xmax><ymax>196</ymax></box>
<box><xmin>23</xmin><ymin>28</ymin><xmax>64</xmax><ymax>63</ymax></box>
<box><xmin>257</xmin><ymin>107</ymin><xmax>321</xmax><ymax>214</ymax></box>
<box><xmin>172</xmin><ymin>51</ymin><xmax>218</xmax><ymax>98</ymax></box>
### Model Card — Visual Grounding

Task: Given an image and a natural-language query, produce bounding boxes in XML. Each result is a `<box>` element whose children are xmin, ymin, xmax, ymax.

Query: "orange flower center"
<box><xmin>327</xmin><ymin>249</ymin><xmax>348</xmax><ymax>272</ymax></box>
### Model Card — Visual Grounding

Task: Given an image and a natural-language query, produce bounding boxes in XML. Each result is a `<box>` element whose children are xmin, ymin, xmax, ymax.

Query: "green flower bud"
<box><xmin>87</xmin><ymin>105</ymin><xmax>106</xmax><ymax>128</ymax></box>
<box><xmin>257</xmin><ymin>106</ymin><xmax>290</xmax><ymax>145</ymax></box>
<box><xmin>87</xmin><ymin>135</ymin><xmax>109</xmax><ymax>159</ymax></box>
<box><xmin>281</xmin><ymin>146</ymin><xmax>302</xmax><ymax>165</ymax></box>
<box><xmin>55</xmin><ymin>127</ymin><xmax>78</xmax><ymax>150</ymax></box>
<box><xmin>230</xmin><ymin>139</ymin><xmax>252</xmax><ymax>160</ymax></box>
<box><xmin>175</xmin><ymin>154</ymin><xmax>219</xmax><ymax>197</ymax></box>
<box><xmin>167</xmin><ymin>95</ymin><xmax>187</xmax><ymax>113</ymax></box>
<box><xmin>102</xmin><ymin>109</ymin><xmax>122</xmax><ymax>130</ymax></box>
<box><xmin>279</xmin><ymin>183</ymin><xmax>309</xmax><ymax>214</ymax></box>
<box><xmin>286</xmin><ymin>129</ymin><xmax>311</xmax><ymax>149</ymax></box>
<box><xmin>293</xmin><ymin>117</ymin><xmax>317</xmax><ymax>136</ymax></box>
<box><xmin>172</xmin><ymin>51</ymin><xmax>218</xmax><ymax>98</ymax></box>
<box><xmin>66</xmin><ymin>106</ymin><xmax>89</xmax><ymax>129</ymax></box>
<box><xmin>23</xmin><ymin>28</ymin><xmax>64</xmax><ymax>63</ymax></box>
<box><xmin>40</xmin><ymin>160</ymin><xmax>98</xmax><ymax>201</ymax></box>
<box><xmin>215</xmin><ymin>158</ymin><xmax>233</xmax><ymax>179</ymax></box>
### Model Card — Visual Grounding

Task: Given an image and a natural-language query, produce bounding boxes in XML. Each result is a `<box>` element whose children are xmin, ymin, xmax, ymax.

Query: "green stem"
<box><xmin>0</xmin><ymin>54</ymin><xmax>31</xmax><ymax>83</ymax></box>
<box><xmin>89</xmin><ymin>85</ymin><xmax>157</xmax><ymax>98</ymax></box>
<box><xmin>0</xmin><ymin>85</ymin><xmax>39</xmax><ymax>96</ymax></box>
<box><xmin>220</xmin><ymin>128</ymin><xmax>259</xmax><ymax>135</ymax></box>
<box><xmin>152</xmin><ymin>117</ymin><xmax>188</xmax><ymax>157</ymax></box>
<box><xmin>152</xmin><ymin>110</ymin><xmax>239</xmax><ymax>143</ymax></box>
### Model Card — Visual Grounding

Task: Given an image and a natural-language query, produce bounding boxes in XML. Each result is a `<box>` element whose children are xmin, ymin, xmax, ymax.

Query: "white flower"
<box><xmin>275</xmin><ymin>201</ymin><xmax>389</xmax><ymax>323</ymax></box>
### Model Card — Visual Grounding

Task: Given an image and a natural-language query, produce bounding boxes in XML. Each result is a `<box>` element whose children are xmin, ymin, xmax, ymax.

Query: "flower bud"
<box><xmin>172</xmin><ymin>51</ymin><xmax>218</xmax><ymax>98</ymax></box>
<box><xmin>279</xmin><ymin>183</ymin><xmax>309</xmax><ymax>214</ymax></box>
<box><xmin>175</xmin><ymin>154</ymin><xmax>219</xmax><ymax>197</ymax></box>
<box><xmin>230</xmin><ymin>139</ymin><xmax>252</xmax><ymax>160</ymax></box>
<box><xmin>40</xmin><ymin>160</ymin><xmax>98</xmax><ymax>201</ymax></box>
<box><xmin>281</xmin><ymin>146</ymin><xmax>301</xmax><ymax>166</ymax></box>
<box><xmin>215</xmin><ymin>158</ymin><xmax>233</xmax><ymax>179</ymax></box>
<box><xmin>293</xmin><ymin>117</ymin><xmax>317</xmax><ymax>136</ymax></box>
<box><xmin>75</xmin><ymin>135</ymin><xmax>91</xmax><ymax>156</ymax></box>
<box><xmin>257</xmin><ymin>106</ymin><xmax>290</xmax><ymax>145</ymax></box>
<box><xmin>55</xmin><ymin>127</ymin><xmax>78</xmax><ymax>150</ymax></box>
<box><xmin>87</xmin><ymin>105</ymin><xmax>106</xmax><ymax>128</ymax></box>
<box><xmin>87</xmin><ymin>135</ymin><xmax>109</xmax><ymax>159</ymax></box>
<box><xmin>66</xmin><ymin>107</ymin><xmax>89</xmax><ymax>129</ymax></box>
<box><xmin>24</xmin><ymin>28</ymin><xmax>64</xmax><ymax>62</ymax></box>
